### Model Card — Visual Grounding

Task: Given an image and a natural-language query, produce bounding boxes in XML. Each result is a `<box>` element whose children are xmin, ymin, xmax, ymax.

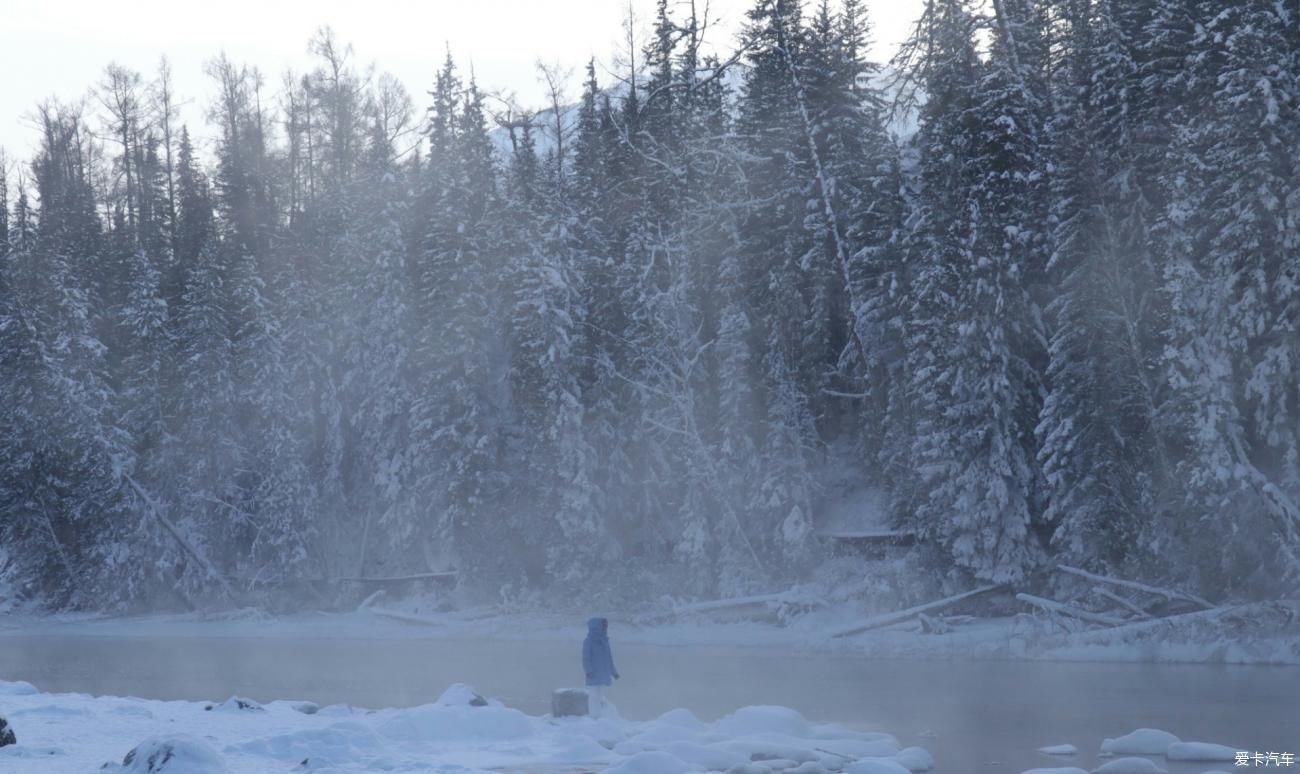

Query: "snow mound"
<box><xmin>1039</xmin><ymin>744</ymin><xmax>1078</xmax><ymax>755</ymax></box>
<box><xmin>1165</xmin><ymin>742</ymin><xmax>1238</xmax><ymax>761</ymax></box>
<box><xmin>602</xmin><ymin>749</ymin><xmax>694</xmax><ymax>774</ymax></box>
<box><xmin>207</xmin><ymin>696</ymin><xmax>263</xmax><ymax>713</ymax></box>
<box><xmin>232</xmin><ymin>721</ymin><xmax>383</xmax><ymax>764</ymax></box>
<box><xmin>896</xmin><ymin>745</ymin><xmax>935</xmax><ymax>771</ymax></box>
<box><xmin>0</xmin><ymin>681</ymin><xmax>38</xmax><ymax>696</ymax></box>
<box><xmin>115</xmin><ymin>735</ymin><xmax>226</xmax><ymax>773</ymax></box>
<box><xmin>1100</xmin><ymin>728</ymin><xmax>1181</xmax><ymax>756</ymax></box>
<box><xmin>378</xmin><ymin>703</ymin><xmax>534</xmax><ymax>741</ymax></box>
<box><xmin>1091</xmin><ymin>757</ymin><xmax>1167</xmax><ymax>774</ymax></box>
<box><xmin>715</xmin><ymin>705</ymin><xmax>811</xmax><ymax>738</ymax></box>
<box><xmin>434</xmin><ymin>682</ymin><xmax>490</xmax><ymax>707</ymax></box>
<box><xmin>845</xmin><ymin>758</ymin><xmax>912</xmax><ymax>774</ymax></box>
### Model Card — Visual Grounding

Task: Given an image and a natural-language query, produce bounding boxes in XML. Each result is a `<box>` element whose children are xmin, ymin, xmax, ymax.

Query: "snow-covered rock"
<box><xmin>0</xmin><ymin>681</ymin><xmax>38</xmax><ymax>696</ymax></box>
<box><xmin>715</xmin><ymin>705</ymin><xmax>811</xmax><ymax>738</ymax></box>
<box><xmin>1091</xmin><ymin>757</ymin><xmax>1167</xmax><ymax>774</ymax></box>
<box><xmin>895</xmin><ymin>745</ymin><xmax>935</xmax><ymax>771</ymax></box>
<box><xmin>206</xmin><ymin>696</ymin><xmax>263</xmax><ymax>713</ymax></box>
<box><xmin>1165</xmin><ymin>742</ymin><xmax>1238</xmax><ymax>761</ymax></box>
<box><xmin>1100</xmin><ymin>728</ymin><xmax>1181</xmax><ymax>756</ymax></box>
<box><xmin>435</xmin><ymin>682</ymin><xmax>489</xmax><ymax>707</ymax></box>
<box><xmin>552</xmin><ymin>687</ymin><xmax>589</xmax><ymax>717</ymax></box>
<box><xmin>844</xmin><ymin>758</ymin><xmax>912</xmax><ymax>774</ymax></box>
<box><xmin>1038</xmin><ymin>744</ymin><xmax>1078</xmax><ymax>756</ymax></box>
<box><xmin>0</xmin><ymin>716</ymin><xmax>15</xmax><ymax>747</ymax></box>
<box><xmin>117</xmin><ymin>735</ymin><xmax>226</xmax><ymax>773</ymax></box>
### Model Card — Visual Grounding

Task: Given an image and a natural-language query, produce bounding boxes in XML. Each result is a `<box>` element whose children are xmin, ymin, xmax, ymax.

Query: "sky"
<box><xmin>0</xmin><ymin>0</ymin><xmax>923</xmax><ymax>167</ymax></box>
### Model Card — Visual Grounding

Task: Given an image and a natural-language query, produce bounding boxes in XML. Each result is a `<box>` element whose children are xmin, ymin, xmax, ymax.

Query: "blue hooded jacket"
<box><xmin>582</xmin><ymin>617</ymin><xmax>619</xmax><ymax>686</ymax></box>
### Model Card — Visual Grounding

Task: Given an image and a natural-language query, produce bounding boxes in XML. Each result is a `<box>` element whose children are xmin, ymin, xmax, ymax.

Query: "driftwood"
<box><xmin>830</xmin><ymin>584</ymin><xmax>1003</xmax><ymax>638</ymax></box>
<box><xmin>642</xmin><ymin>592</ymin><xmax>825</xmax><ymax>624</ymax></box>
<box><xmin>1054</xmin><ymin>565</ymin><xmax>1216</xmax><ymax>610</ymax></box>
<box><xmin>1017</xmin><ymin>593</ymin><xmax>1126</xmax><ymax>627</ymax></box>
<box><xmin>367</xmin><ymin>606</ymin><xmax>444</xmax><ymax>627</ymax></box>
<box><xmin>1091</xmin><ymin>586</ymin><xmax>1151</xmax><ymax>619</ymax></box>
<box><xmin>356</xmin><ymin>589</ymin><xmax>386</xmax><ymax>612</ymax></box>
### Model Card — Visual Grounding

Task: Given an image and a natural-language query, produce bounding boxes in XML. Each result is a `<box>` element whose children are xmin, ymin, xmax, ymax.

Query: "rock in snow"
<box><xmin>1091</xmin><ymin>757</ymin><xmax>1168</xmax><ymax>774</ymax></box>
<box><xmin>1038</xmin><ymin>744</ymin><xmax>1079</xmax><ymax>755</ymax></box>
<box><xmin>117</xmin><ymin>735</ymin><xmax>226</xmax><ymax>773</ymax></box>
<box><xmin>435</xmin><ymin>682</ymin><xmax>489</xmax><ymax>707</ymax></box>
<box><xmin>552</xmin><ymin>687</ymin><xmax>590</xmax><ymax>717</ymax></box>
<box><xmin>1165</xmin><ymin>742</ymin><xmax>1239</xmax><ymax>761</ymax></box>
<box><xmin>0</xmin><ymin>716</ymin><xmax>16</xmax><ymax>747</ymax></box>
<box><xmin>1100</xmin><ymin>728</ymin><xmax>1181</xmax><ymax>756</ymax></box>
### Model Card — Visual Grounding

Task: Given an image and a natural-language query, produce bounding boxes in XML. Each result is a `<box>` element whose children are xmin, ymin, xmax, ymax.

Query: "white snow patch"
<box><xmin>1164</xmin><ymin>742</ymin><xmax>1239</xmax><ymax>761</ymax></box>
<box><xmin>1038</xmin><ymin>744</ymin><xmax>1078</xmax><ymax>755</ymax></box>
<box><xmin>1100</xmin><ymin>728</ymin><xmax>1181</xmax><ymax>756</ymax></box>
<box><xmin>1091</xmin><ymin>757</ymin><xmax>1168</xmax><ymax>774</ymax></box>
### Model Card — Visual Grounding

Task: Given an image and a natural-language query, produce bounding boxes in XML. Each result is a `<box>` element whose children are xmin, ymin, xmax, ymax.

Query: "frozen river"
<box><xmin>0</xmin><ymin>633</ymin><xmax>1293</xmax><ymax>772</ymax></box>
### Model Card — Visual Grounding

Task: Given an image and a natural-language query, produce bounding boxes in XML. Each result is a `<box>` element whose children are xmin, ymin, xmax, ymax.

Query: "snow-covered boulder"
<box><xmin>1165</xmin><ymin>742</ymin><xmax>1238</xmax><ymax>762</ymax></box>
<box><xmin>205</xmin><ymin>696</ymin><xmax>263</xmax><ymax>713</ymax></box>
<box><xmin>552</xmin><ymin>688</ymin><xmax>590</xmax><ymax>717</ymax></box>
<box><xmin>1038</xmin><ymin>744</ymin><xmax>1078</xmax><ymax>756</ymax></box>
<box><xmin>0</xmin><ymin>716</ymin><xmax>15</xmax><ymax>747</ymax></box>
<box><xmin>436</xmin><ymin>682</ymin><xmax>489</xmax><ymax>707</ymax></box>
<box><xmin>1100</xmin><ymin>729</ymin><xmax>1181</xmax><ymax>756</ymax></box>
<box><xmin>715</xmin><ymin>705</ymin><xmax>811</xmax><ymax>738</ymax></box>
<box><xmin>119</xmin><ymin>735</ymin><xmax>226</xmax><ymax>773</ymax></box>
<box><xmin>0</xmin><ymin>681</ymin><xmax>37</xmax><ymax>696</ymax></box>
<box><xmin>1091</xmin><ymin>757</ymin><xmax>1167</xmax><ymax>774</ymax></box>
<box><xmin>844</xmin><ymin>758</ymin><xmax>912</xmax><ymax>774</ymax></box>
<box><xmin>895</xmin><ymin>746</ymin><xmax>935</xmax><ymax>771</ymax></box>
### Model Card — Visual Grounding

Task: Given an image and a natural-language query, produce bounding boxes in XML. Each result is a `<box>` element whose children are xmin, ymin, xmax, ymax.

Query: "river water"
<box><xmin>0</xmin><ymin>634</ymin><xmax>1293</xmax><ymax>772</ymax></box>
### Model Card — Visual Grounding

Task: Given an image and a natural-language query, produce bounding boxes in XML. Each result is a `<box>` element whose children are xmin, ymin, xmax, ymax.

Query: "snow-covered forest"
<box><xmin>0</xmin><ymin>0</ymin><xmax>1296</xmax><ymax>611</ymax></box>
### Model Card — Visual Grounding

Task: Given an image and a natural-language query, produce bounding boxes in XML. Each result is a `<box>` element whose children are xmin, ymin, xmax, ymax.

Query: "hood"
<box><xmin>586</xmin><ymin>617</ymin><xmax>608</xmax><ymax>636</ymax></box>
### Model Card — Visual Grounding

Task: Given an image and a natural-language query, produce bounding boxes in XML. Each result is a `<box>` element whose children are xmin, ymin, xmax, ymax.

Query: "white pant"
<box><xmin>586</xmin><ymin>685</ymin><xmax>608</xmax><ymax>718</ymax></box>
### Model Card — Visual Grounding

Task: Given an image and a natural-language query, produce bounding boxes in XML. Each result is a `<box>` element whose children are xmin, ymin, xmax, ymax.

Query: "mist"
<box><xmin>0</xmin><ymin>0</ymin><xmax>1298</xmax><ymax>772</ymax></box>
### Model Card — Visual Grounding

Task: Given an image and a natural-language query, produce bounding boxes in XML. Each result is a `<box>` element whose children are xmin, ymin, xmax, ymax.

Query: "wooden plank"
<box><xmin>1017</xmin><ymin>593</ymin><xmax>1126</xmax><ymax>626</ymax></box>
<box><xmin>829</xmin><ymin>584</ymin><xmax>1003</xmax><ymax>638</ymax></box>
<box><xmin>1054</xmin><ymin>565</ymin><xmax>1216</xmax><ymax>610</ymax></box>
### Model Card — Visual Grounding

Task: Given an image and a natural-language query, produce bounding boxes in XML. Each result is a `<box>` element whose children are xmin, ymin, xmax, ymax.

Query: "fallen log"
<box><xmin>367</xmin><ymin>607</ymin><xmax>444</xmax><ymax>627</ymax></box>
<box><xmin>1054</xmin><ymin>565</ymin><xmax>1216</xmax><ymax>610</ymax></box>
<box><xmin>830</xmin><ymin>584</ymin><xmax>1003</xmax><ymax>638</ymax></box>
<box><xmin>1017</xmin><ymin>593</ymin><xmax>1126</xmax><ymax>627</ymax></box>
<box><xmin>1091</xmin><ymin>586</ymin><xmax>1151</xmax><ymax>619</ymax></box>
<box><xmin>641</xmin><ymin>591</ymin><xmax>825</xmax><ymax>624</ymax></box>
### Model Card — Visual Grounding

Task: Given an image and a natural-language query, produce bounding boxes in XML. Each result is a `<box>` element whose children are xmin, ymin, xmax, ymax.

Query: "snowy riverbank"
<box><xmin>0</xmin><ymin>679</ymin><xmax>930</xmax><ymax>774</ymax></box>
<box><xmin>3</xmin><ymin>597</ymin><xmax>1297</xmax><ymax>666</ymax></box>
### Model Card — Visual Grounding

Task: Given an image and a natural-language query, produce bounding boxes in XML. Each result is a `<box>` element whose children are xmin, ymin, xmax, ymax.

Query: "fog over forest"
<box><xmin>0</xmin><ymin>0</ymin><xmax>1297</xmax><ymax>612</ymax></box>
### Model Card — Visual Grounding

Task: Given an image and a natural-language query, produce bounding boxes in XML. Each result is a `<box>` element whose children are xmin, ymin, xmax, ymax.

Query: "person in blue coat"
<box><xmin>582</xmin><ymin>617</ymin><xmax>619</xmax><ymax>717</ymax></box>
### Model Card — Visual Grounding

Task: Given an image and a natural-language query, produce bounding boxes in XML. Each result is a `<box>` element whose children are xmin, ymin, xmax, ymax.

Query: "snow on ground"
<box><xmin>0</xmin><ymin>679</ymin><xmax>928</xmax><ymax>774</ymax></box>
